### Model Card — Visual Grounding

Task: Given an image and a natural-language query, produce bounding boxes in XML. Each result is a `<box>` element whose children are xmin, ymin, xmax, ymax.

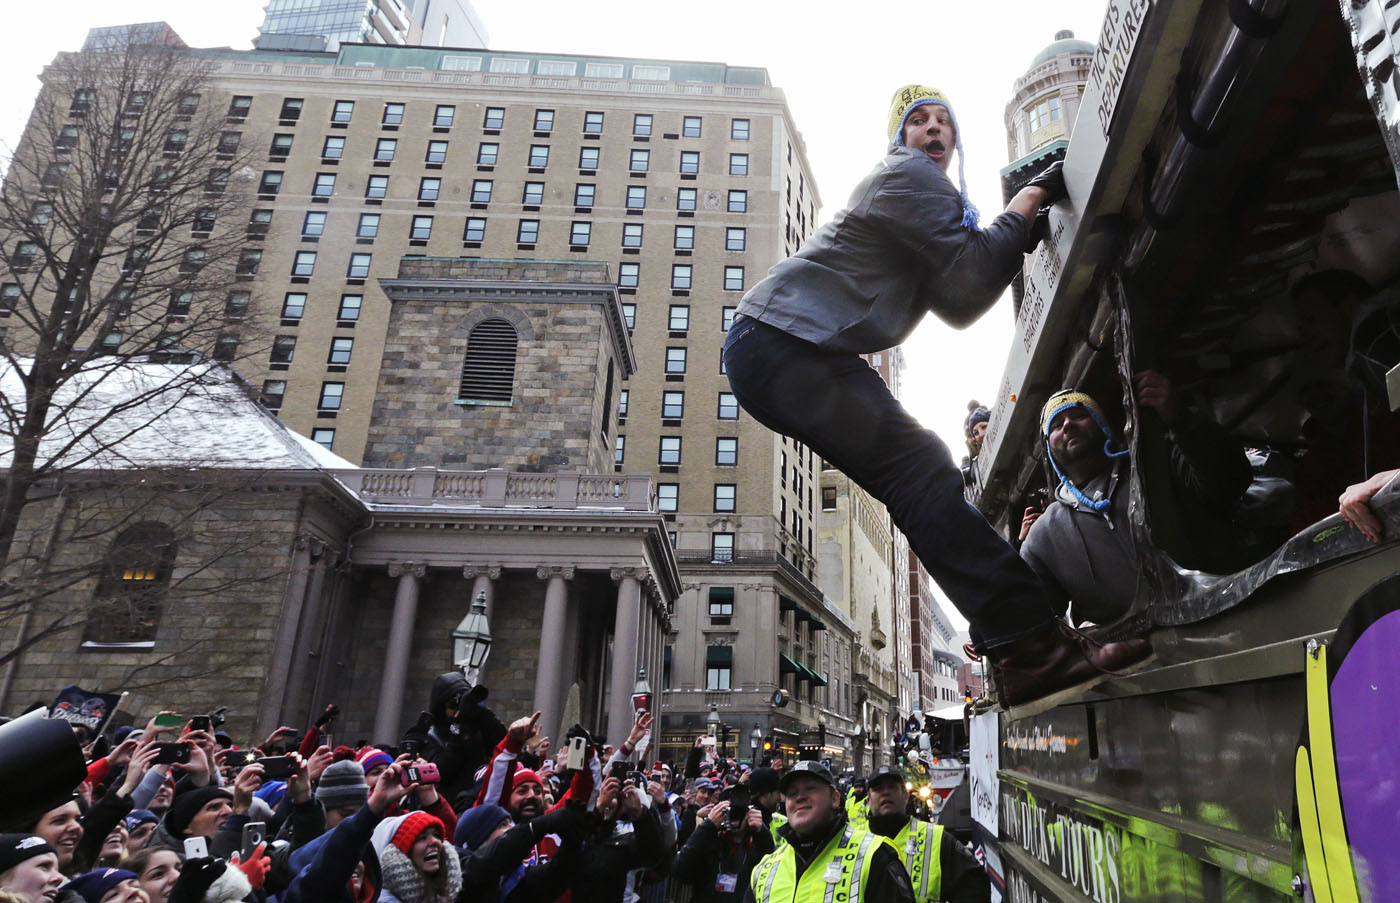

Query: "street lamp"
<box><xmin>452</xmin><ymin>591</ymin><xmax>492</xmax><ymax>684</ymax></box>
<box><xmin>750</xmin><ymin>723</ymin><xmax>762</xmax><ymax>762</ymax></box>
<box><xmin>818</xmin><ymin>715</ymin><xmax>827</xmax><ymax>760</ymax></box>
<box><xmin>631</xmin><ymin>668</ymin><xmax>652</xmax><ymax>713</ymax></box>
<box><xmin>706</xmin><ymin>703</ymin><xmax>721</xmax><ymax>756</ymax></box>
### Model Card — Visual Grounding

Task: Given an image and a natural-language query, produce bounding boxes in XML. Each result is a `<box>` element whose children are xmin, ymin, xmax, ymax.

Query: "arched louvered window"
<box><xmin>459</xmin><ymin>318</ymin><xmax>518</xmax><ymax>402</ymax></box>
<box><xmin>83</xmin><ymin>522</ymin><xmax>178</xmax><ymax>646</ymax></box>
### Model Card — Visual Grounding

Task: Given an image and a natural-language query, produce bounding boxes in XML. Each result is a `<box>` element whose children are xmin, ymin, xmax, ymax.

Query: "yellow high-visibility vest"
<box><xmin>751</xmin><ymin>821</ymin><xmax>882</xmax><ymax>903</ymax></box>
<box><xmin>769</xmin><ymin>812</ymin><xmax>788</xmax><ymax>845</ymax></box>
<box><xmin>889</xmin><ymin>818</ymin><xmax>944</xmax><ymax>903</ymax></box>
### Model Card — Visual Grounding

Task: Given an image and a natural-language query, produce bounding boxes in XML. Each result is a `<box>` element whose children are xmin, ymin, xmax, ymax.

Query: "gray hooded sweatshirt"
<box><xmin>734</xmin><ymin>145</ymin><xmax>1031</xmax><ymax>353</ymax></box>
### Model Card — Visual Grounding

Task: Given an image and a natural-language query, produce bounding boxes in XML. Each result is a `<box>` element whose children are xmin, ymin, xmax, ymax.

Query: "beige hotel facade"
<box><xmin>16</xmin><ymin>32</ymin><xmax>882</xmax><ymax>759</ymax></box>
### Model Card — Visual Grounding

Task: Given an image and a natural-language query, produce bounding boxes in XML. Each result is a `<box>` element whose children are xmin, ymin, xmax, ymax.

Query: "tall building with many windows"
<box><xmin>16</xmin><ymin>30</ymin><xmax>846</xmax><ymax>759</ymax></box>
<box><xmin>257</xmin><ymin>0</ymin><xmax>488</xmax><ymax>52</ymax></box>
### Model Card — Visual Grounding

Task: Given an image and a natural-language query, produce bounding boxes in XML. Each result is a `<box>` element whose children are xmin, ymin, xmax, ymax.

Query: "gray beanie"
<box><xmin>315</xmin><ymin>760</ymin><xmax>369</xmax><ymax>810</ymax></box>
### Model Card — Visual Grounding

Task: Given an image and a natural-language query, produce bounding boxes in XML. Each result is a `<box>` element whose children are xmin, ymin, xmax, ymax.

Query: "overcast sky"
<box><xmin>3</xmin><ymin>0</ymin><xmax>1111</xmax><ymax>628</ymax></box>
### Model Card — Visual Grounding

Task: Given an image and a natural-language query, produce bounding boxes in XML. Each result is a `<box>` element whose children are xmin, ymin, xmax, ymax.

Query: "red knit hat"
<box><xmin>389</xmin><ymin>811</ymin><xmax>444</xmax><ymax>855</ymax></box>
<box><xmin>511</xmin><ymin>768</ymin><xmax>543</xmax><ymax>791</ymax></box>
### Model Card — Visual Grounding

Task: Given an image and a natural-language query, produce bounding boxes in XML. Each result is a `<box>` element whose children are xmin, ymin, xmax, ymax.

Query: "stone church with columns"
<box><xmin>0</xmin><ymin>259</ymin><xmax>678</xmax><ymax>748</ymax></box>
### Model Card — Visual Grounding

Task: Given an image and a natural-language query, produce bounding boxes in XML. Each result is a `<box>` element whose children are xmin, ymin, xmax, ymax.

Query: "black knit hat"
<box><xmin>0</xmin><ymin>833</ymin><xmax>54</xmax><ymax>874</ymax></box>
<box><xmin>964</xmin><ymin>400</ymin><xmax>991</xmax><ymax>438</ymax></box>
<box><xmin>748</xmin><ymin>767</ymin><xmax>781</xmax><ymax>796</ymax></box>
<box><xmin>163</xmin><ymin>786</ymin><xmax>232</xmax><ymax>838</ymax></box>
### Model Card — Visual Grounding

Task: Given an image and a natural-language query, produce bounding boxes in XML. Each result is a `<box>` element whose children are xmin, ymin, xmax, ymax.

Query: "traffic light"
<box><xmin>762</xmin><ymin>735</ymin><xmax>774</xmax><ymax>752</ymax></box>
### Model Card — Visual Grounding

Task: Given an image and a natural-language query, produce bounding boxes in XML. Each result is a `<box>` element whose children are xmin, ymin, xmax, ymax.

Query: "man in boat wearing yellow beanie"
<box><xmin>722</xmin><ymin>85</ymin><xmax>1150</xmax><ymax>719</ymax></box>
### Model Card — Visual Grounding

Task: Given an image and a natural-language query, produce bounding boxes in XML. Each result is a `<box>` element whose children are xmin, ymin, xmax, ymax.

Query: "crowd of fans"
<box><xmin>0</xmin><ymin>674</ymin><xmax>989</xmax><ymax>903</ymax></box>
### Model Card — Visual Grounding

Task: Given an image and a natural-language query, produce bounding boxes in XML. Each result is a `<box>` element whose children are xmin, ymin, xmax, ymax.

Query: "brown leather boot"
<box><xmin>987</xmin><ymin>620</ymin><xmax>1152</xmax><ymax>720</ymax></box>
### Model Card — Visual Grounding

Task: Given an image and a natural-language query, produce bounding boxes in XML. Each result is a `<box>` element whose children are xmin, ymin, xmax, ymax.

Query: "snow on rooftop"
<box><xmin>287</xmin><ymin>427</ymin><xmax>357</xmax><ymax>469</ymax></box>
<box><xmin>0</xmin><ymin>357</ymin><xmax>352</xmax><ymax>473</ymax></box>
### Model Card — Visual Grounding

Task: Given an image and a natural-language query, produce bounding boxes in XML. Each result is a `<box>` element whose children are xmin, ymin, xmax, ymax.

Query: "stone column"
<box><xmin>532</xmin><ymin>567</ymin><xmax>574</xmax><ymax>743</ymax></box>
<box><xmin>462</xmin><ymin>565</ymin><xmax>501</xmax><ymax>680</ymax></box>
<box><xmin>373</xmin><ymin>562</ymin><xmax>426</xmax><ymax>744</ymax></box>
<box><xmin>257</xmin><ymin>534</ymin><xmax>315</xmax><ymax>739</ymax></box>
<box><xmin>462</xmin><ymin>565</ymin><xmax>501</xmax><ymax>616</ymax></box>
<box><xmin>285</xmin><ymin>540</ymin><xmax>331</xmax><ymax>723</ymax></box>
<box><xmin>607</xmin><ymin>568</ymin><xmax>645</xmax><ymax>743</ymax></box>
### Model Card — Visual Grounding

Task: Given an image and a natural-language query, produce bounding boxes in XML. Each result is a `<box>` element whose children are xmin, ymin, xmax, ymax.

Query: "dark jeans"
<box><xmin>723</xmin><ymin>316</ymin><xmax>1055</xmax><ymax>648</ymax></box>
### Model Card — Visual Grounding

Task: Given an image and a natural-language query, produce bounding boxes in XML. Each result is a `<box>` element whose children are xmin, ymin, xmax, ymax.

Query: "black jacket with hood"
<box><xmin>400</xmin><ymin>673</ymin><xmax>506</xmax><ymax>812</ymax></box>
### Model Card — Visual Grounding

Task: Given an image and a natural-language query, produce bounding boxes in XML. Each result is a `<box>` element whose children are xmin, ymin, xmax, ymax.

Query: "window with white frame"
<box><xmin>490</xmin><ymin>58</ymin><xmax>530</xmax><ymax>74</ymax></box>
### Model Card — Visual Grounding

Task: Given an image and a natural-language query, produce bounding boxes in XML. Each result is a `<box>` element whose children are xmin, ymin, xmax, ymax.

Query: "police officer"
<box><xmin>844</xmin><ymin>777</ymin><xmax>869</xmax><ymax>827</ymax></box>
<box><xmin>745</xmin><ymin>762</ymin><xmax>914</xmax><ymax>903</ymax></box>
<box><xmin>865</xmin><ymin>765</ymin><xmax>989</xmax><ymax>903</ymax></box>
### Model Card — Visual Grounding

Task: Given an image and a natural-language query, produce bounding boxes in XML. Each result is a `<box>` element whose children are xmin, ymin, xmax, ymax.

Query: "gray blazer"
<box><xmin>735</xmin><ymin>145</ymin><xmax>1031</xmax><ymax>353</ymax></box>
